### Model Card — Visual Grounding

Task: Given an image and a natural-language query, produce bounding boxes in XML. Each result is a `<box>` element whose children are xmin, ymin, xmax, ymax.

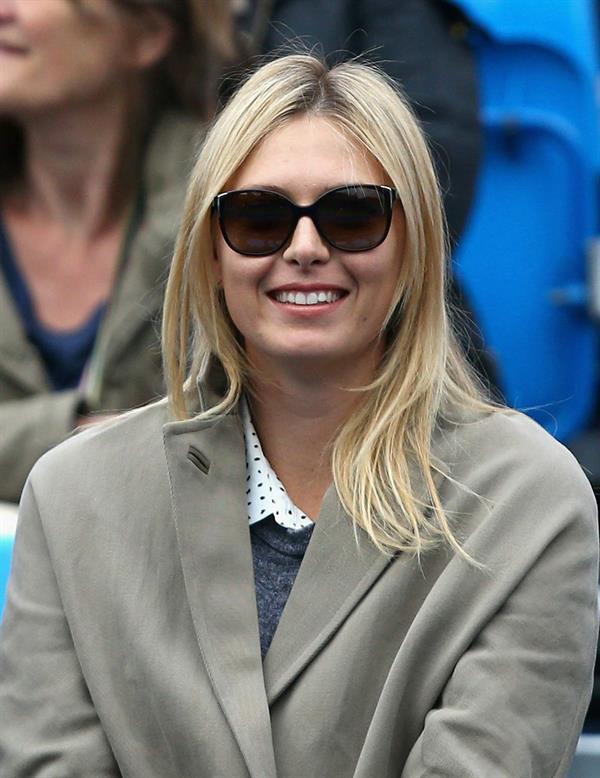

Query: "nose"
<box><xmin>282</xmin><ymin>215</ymin><xmax>330</xmax><ymax>267</ymax></box>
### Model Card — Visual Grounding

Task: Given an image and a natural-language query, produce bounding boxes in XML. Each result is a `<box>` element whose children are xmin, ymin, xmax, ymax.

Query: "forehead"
<box><xmin>227</xmin><ymin>115</ymin><xmax>387</xmax><ymax>200</ymax></box>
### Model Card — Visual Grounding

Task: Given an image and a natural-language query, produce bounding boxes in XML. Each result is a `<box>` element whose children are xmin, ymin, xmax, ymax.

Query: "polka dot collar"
<box><xmin>241</xmin><ymin>398</ymin><xmax>314</xmax><ymax>531</ymax></box>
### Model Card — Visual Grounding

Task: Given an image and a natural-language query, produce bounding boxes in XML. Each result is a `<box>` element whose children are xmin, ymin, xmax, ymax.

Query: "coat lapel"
<box><xmin>162</xmin><ymin>410</ymin><xmax>277</xmax><ymax>778</ymax></box>
<box><xmin>163</xmin><ymin>363</ymin><xmax>440</xmax><ymax>765</ymax></box>
<box><xmin>0</xmin><ymin>271</ymin><xmax>49</xmax><ymax>393</ymax></box>
<box><xmin>263</xmin><ymin>486</ymin><xmax>394</xmax><ymax>706</ymax></box>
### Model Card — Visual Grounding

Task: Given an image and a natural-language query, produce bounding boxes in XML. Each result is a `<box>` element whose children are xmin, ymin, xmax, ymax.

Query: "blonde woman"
<box><xmin>0</xmin><ymin>54</ymin><xmax>597</xmax><ymax>777</ymax></box>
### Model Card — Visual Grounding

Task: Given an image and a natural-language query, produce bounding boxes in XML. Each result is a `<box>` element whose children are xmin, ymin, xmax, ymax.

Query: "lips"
<box><xmin>0</xmin><ymin>42</ymin><xmax>28</xmax><ymax>55</ymax></box>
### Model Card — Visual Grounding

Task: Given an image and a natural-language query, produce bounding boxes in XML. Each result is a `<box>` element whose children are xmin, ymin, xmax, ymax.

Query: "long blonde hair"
<box><xmin>163</xmin><ymin>54</ymin><xmax>497</xmax><ymax>558</ymax></box>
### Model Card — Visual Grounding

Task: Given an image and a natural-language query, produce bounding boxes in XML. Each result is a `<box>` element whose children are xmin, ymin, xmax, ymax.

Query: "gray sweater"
<box><xmin>250</xmin><ymin>516</ymin><xmax>314</xmax><ymax>657</ymax></box>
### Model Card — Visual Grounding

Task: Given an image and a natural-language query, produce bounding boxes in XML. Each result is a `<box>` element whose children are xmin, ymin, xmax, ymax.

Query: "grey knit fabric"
<box><xmin>250</xmin><ymin>515</ymin><xmax>314</xmax><ymax>657</ymax></box>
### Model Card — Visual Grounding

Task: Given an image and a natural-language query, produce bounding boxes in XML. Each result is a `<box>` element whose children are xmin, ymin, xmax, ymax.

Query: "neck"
<box><xmin>246</xmin><ymin>354</ymin><xmax>379</xmax><ymax>518</ymax></box>
<box><xmin>247</xmin><ymin>347</ymin><xmax>381</xmax><ymax>419</ymax></box>
<box><xmin>10</xmin><ymin>86</ymin><xmax>146</xmax><ymax>236</ymax></box>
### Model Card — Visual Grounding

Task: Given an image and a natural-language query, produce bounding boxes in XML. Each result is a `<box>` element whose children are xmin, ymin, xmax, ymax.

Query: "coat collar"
<box><xmin>163</xmin><ymin>410</ymin><xmax>278</xmax><ymax>778</ymax></box>
<box><xmin>162</xmin><ymin>364</ymin><xmax>395</xmax><ymax>778</ymax></box>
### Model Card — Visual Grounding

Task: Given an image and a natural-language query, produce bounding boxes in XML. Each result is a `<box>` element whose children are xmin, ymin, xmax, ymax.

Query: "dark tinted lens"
<box><xmin>316</xmin><ymin>187</ymin><xmax>390</xmax><ymax>250</ymax></box>
<box><xmin>219</xmin><ymin>191</ymin><xmax>293</xmax><ymax>255</ymax></box>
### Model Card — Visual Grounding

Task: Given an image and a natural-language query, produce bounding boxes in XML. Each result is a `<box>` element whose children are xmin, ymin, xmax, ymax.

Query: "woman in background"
<box><xmin>0</xmin><ymin>0</ymin><xmax>235</xmax><ymax>502</ymax></box>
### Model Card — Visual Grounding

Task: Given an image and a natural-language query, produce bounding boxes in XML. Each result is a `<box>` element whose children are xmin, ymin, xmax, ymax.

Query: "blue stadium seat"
<box><xmin>451</xmin><ymin>0</ymin><xmax>600</xmax><ymax>441</ymax></box>
<box><xmin>0</xmin><ymin>508</ymin><xmax>16</xmax><ymax>616</ymax></box>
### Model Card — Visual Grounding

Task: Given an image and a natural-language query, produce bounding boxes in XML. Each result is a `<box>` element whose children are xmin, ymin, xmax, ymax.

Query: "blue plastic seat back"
<box><xmin>0</xmin><ymin>511</ymin><xmax>16</xmax><ymax>617</ymax></box>
<box><xmin>451</xmin><ymin>0</ymin><xmax>599</xmax><ymax>440</ymax></box>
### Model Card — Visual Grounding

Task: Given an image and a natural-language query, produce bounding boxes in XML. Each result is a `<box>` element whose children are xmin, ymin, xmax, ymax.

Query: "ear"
<box><xmin>125</xmin><ymin>10</ymin><xmax>175</xmax><ymax>71</ymax></box>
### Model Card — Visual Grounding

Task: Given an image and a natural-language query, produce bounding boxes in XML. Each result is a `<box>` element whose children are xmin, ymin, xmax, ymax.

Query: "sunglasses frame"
<box><xmin>211</xmin><ymin>184</ymin><xmax>398</xmax><ymax>257</ymax></box>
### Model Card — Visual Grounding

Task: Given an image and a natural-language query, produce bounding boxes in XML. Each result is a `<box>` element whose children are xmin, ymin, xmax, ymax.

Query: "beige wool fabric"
<box><xmin>0</xmin><ymin>368</ymin><xmax>598</xmax><ymax>777</ymax></box>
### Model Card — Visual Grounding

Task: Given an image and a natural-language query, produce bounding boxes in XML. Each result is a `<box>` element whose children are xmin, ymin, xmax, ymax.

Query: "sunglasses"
<box><xmin>212</xmin><ymin>184</ymin><xmax>398</xmax><ymax>256</ymax></box>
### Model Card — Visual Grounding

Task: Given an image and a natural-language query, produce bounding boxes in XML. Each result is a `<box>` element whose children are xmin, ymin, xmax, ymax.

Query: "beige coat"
<box><xmin>0</xmin><ymin>370</ymin><xmax>598</xmax><ymax>777</ymax></box>
<box><xmin>0</xmin><ymin>113</ymin><xmax>200</xmax><ymax>503</ymax></box>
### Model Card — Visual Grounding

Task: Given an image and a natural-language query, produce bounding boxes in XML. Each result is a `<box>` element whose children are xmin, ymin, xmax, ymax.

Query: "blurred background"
<box><xmin>0</xmin><ymin>1</ymin><xmax>599</xmax><ymax>773</ymax></box>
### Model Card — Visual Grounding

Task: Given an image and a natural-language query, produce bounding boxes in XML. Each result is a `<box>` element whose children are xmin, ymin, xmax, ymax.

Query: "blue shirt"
<box><xmin>0</xmin><ymin>221</ymin><xmax>104</xmax><ymax>390</ymax></box>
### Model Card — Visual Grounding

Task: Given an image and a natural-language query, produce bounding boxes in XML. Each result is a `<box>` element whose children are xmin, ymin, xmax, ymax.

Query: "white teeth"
<box><xmin>274</xmin><ymin>290</ymin><xmax>342</xmax><ymax>305</ymax></box>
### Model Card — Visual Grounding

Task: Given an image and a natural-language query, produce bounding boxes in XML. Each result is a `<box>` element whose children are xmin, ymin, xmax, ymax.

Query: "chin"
<box><xmin>0</xmin><ymin>92</ymin><xmax>24</xmax><ymax>114</ymax></box>
<box><xmin>276</xmin><ymin>336</ymin><xmax>344</xmax><ymax>357</ymax></box>
<box><xmin>260</xmin><ymin>343</ymin><xmax>358</xmax><ymax>369</ymax></box>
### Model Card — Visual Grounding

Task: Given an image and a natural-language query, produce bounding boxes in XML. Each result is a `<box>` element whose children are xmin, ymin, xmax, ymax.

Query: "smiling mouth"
<box><xmin>271</xmin><ymin>290</ymin><xmax>346</xmax><ymax>305</ymax></box>
<box><xmin>0</xmin><ymin>43</ymin><xmax>28</xmax><ymax>55</ymax></box>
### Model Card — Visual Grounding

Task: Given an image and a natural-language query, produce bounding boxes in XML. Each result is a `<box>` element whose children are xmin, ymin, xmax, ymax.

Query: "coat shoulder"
<box><xmin>436</xmin><ymin>409</ymin><xmax>598</xmax><ymax>530</ymax></box>
<box><xmin>27</xmin><ymin>400</ymin><xmax>170</xmax><ymax>504</ymax></box>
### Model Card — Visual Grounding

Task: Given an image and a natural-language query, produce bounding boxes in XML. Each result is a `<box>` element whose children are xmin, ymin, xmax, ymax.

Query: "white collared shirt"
<box><xmin>241</xmin><ymin>399</ymin><xmax>314</xmax><ymax>531</ymax></box>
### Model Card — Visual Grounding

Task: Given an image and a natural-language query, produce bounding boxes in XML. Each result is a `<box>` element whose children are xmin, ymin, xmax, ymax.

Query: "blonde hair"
<box><xmin>163</xmin><ymin>54</ymin><xmax>497</xmax><ymax>559</ymax></box>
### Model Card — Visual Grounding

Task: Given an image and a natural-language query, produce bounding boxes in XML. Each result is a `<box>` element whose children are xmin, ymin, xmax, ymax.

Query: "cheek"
<box><xmin>349</xmin><ymin>253</ymin><xmax>401</xmax><ymax>330</ymax></box>
<box><xmin>220</xmin><ymin>284</ymin><xmax>257</xmax><ymax>346</ymax></box>
<box><xmin>349</xmin><ymin>255</ymin><xmax>401</xmax><ymax>296</ymax></box>
<box><xmin>216</xmin><ymin>242</ymin><xmax>271</xmax><ymax>294</ymax></box>
<box><xmin>216</xmin><ymin>253</ymin><xmax>261</xmax><ymax>325</ymax></box>
<box><xmin>20</xmin><ymin>49</ymin><xmax>101</xmax><ymax>103</ymax></box>
<box><xmin>32</xmin><ymin>21</ymin><xmax>130</xmax><ymax>96</ymax></box>
<box><xmin>61</xmin><ymin>49</ymin><xmax>121</xmax><ymax>94</ymax></box>
<box><xmin>212</xmin><ymin>237</ymin><xmax>227</xmax><ymax>284</ymax></box>
<box><xmin>217</xmin><ymin>255</ymin><xmax>280</xmax><ymax>348</ymax></box>
<box><xmin>25</xmin><ymin>10</ymin><xmax>78</xmax><ymax>63</ymax></box>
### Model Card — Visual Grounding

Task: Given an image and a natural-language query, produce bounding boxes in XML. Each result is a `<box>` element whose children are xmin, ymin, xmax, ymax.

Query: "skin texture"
<box><xmin>0</xmin><ymin>0</ymin><xmax>167</xmax><ymax>115</ymax></box>
<box><xmin>214</xmin><ymin>115</ymin><xmax>405</xmax><ymax>518</ymax></box>
<box><xmin>214</xmin><ymin>115</ymin><xmax>404</xmax><ymax>380</ymax></box>
<box><xmin>0</xmin><ymin>0</ymin><xmax>174</xmax><ymax>332</ymax></box>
